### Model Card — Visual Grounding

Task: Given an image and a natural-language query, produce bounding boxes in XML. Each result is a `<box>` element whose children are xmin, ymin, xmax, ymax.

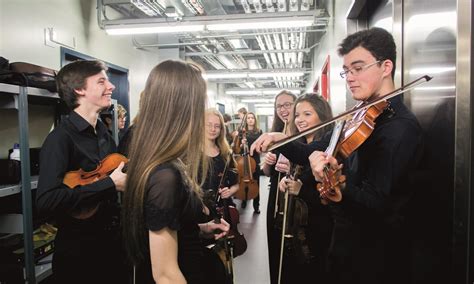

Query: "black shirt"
<box><xmin>279</xmin><ymin>96</ymin><xmax>423</xmax><ymax>283</ymax></box>
<box><xmin>36</xmin><ymin>110</ymin><xmax>117</xmax><ymax>229</ymax></box>
<box><xmin>141</xmin><ymin>161</ymin><xmax>206</xmax><ymax>284</ymax></box>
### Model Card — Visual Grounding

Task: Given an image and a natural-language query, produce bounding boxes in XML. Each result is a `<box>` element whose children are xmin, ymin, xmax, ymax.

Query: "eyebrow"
<box><xmin>343</xmin><ymin>60</ymin><xmax>365</xmax><ymax>69</ymax></box>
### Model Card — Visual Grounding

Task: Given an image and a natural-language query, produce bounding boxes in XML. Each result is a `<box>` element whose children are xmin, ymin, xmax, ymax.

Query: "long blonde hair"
<box><xmin>206</xmin><ymin>108</ymin><xmax>232</xmax><ymax>164</ymax></box>
<box><xmin>123</xmin><ymin>60</ymin><xmax>208</xmax><ymax>264</ymax></box>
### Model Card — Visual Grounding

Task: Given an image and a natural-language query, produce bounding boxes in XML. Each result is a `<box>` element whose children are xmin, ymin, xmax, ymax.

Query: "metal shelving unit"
<box><xmin>0</xmin><ymin>83</ymin><xmax>59</xmax><ymax>284</ymax></box>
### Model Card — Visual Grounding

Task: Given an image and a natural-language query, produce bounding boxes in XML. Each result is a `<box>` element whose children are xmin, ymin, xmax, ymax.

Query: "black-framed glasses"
<box><xmin>340</xmin><ymin>60</ymin><xmax>381</xmax><ymax>79</ymax></box>
<box><xmin>276</xmin><ymin>102</ymin><xmax>294</xmax><ymax>110</ymax></box>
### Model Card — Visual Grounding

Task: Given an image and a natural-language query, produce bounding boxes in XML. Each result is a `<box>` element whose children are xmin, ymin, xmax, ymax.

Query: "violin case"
<box><xmin>0</xmin><ymin>148</ymin><xmax>41</xmax><ymax>185</ymax></box>
<box><xmin>0</xmin><ymin>159</ymin><xmax>21</xmax><ymax>184</ymax></box>
<box><xmin>0</xmin><ymin>57</ymin><xmax>57</xmax><ymax>92</ymax></box>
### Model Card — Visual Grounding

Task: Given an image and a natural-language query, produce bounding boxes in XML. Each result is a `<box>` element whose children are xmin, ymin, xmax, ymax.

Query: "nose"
<box><xmin>345</xmin><ymin>71</ymin><xmax>356</xmax><ymax>82</ymax></box>
<box><xmin>107</xmin><ymin>80</ymin><xmax>116</xmax><ymax>91</ymax></box>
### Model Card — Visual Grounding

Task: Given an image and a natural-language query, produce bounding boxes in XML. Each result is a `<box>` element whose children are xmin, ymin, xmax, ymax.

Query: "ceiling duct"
<box><xmin>131</xmin><ymin>0</ymin><xmax>165</xmax><ymax>16</ymax></box>
<box><xmin>181</xmin><ymin>0</ymin><xmax>205</xmax><ymax>15</ymax></box>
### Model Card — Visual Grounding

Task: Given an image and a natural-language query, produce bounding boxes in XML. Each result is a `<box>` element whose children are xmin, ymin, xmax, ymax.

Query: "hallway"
<box><xmin>234</xmin><ymin>176</ymin><xmax>271</xmax><ymax>284</ymax></box>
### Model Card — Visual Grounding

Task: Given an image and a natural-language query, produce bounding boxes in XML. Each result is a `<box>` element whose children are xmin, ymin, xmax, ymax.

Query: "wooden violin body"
<box><xmin>218</xmin><ymin>202</ymin><xmax>247</xmax><ymax>257</ymax></box>
<box><xmin>283</xmin><ymin>196</ymin><xmax>312</xmax><ymax>264</ymax></box>
<box><xmin>317</xmin><ymin>101</ymin><xmax>388</xmax><ymax>204</ymax></box>
<box><xmin>63</xmin><ymin>153</ymin><xmax>128</xmax><ymax>219</ymax></box>
<box><xmin>234</xmin><ymin>154</ymin><xmax>259</xmax><ymax>201</ymax></box>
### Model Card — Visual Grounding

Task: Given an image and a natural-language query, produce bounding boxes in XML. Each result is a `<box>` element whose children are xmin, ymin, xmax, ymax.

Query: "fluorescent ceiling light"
<box><xmin>414</xmin><ymin>85</ymin><xmax>455</xmax><ymax>91</ymax></box>
<box><xmin>255</xmin><ymin>104</ymin><xmax>275</xmax><ymax>107</ymax></box>
<box><xmin>228</xmin><ymin>89</ymin><xmax>301</xmax><ymax>96</ymax></box>
<box><xmin>249</xmin><ymin>72</ymin><xmax>305</xmax><ymax>78</ymax></box>
<box><xmin>105</xmin><ymin>15</ymin><xmax>314</xmax><ymax>35</ymax></box>
<box><xmin>106</xmin><ymin>24</ymin><xmax>204</xmax><ymax>35</ymax></box>
<box><xmin>241</xmin><ymin>99</ymin><xmax>274</xmax><ymax>103</ymax></box>
<box><xmin>207</xmin><ymin>19</ymin><xmax>313</xmax><ymax>31</ymax></box>
<box><xmin>204</xmin><ymin>72</ymin><xmax>305</xmax><ymax>80</ymax></box>
<box><xmin>409</xmin><ymin>66</ymin><xmax>455</xmax><ymax>75</ymax></box>
<box><xmin>203</xmin><ymin>73</ymin><xmax>247</xmax><ymax>79</ymax></box>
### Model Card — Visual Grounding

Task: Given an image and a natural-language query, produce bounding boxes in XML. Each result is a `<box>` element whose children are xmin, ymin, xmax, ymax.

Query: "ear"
<box><xmin>74</xmin><ymin>88</ymin><xmax>86</xmax><ymax>97</ymax></box>
<box><xmin>382</xmin><ymin>60</ymin><xmax>393</xmax><ymax>78</ymax></box>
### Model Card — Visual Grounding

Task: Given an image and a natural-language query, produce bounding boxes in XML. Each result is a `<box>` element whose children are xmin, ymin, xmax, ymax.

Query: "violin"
<box><xmin>276</xmin><ymin>165</ymin><xmax>312</xmax><ymax>284</ymax></box>
<box><xmin>318</xmin><ymin>102</ymin><xmax>387</xmax><ymax>203</ymax></box>
<box><xmin>266</xmin><ymin>76</ymin><xmax>432</xmax><ymax>152</ymax></box>
<box><xmin>263</xmin><ymin>76</ymin><xmax>432</xmax><ymax>203</ymax></box>
<box><xmin>63</xmin><ymin>153</ymin><xmax>128</xmax><ymax>219</ymax></box>
<box><xmin>234</xmin><ymin>129</ymin><xmax>259</xmax><ymax>201</ymax></box>
<box><xmin>209</xmin><ymin>156</ymin><xmax>248</xmax><ymax>284</ymax></box>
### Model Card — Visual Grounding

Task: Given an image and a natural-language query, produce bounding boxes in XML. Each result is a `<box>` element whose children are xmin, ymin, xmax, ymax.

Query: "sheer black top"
<box><xmin>140</xmin><ymin>161</ymin><xmax>206</xmax><ymax>283</ymax></box>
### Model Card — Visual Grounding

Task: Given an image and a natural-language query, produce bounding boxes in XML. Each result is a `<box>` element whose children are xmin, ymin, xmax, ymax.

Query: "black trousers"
<box><xmin>52</xmin><ymin>228</ymin><xmax>129</xmax><ymax>284</ymax></box>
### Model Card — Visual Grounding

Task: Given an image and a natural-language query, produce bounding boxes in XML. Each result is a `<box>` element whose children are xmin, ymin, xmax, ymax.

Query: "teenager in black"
<box><xmin>36</xmin><ymin>60</ymin><xmax>127</xmax><ymax>284</ymax></box>
<box><xmin>122</xmin><ymin>60</ymin><xmax>229</xmax><ymax>284</ymax></box>
<box><xmin>277</xmin><ymin>94</ymin><xmax>333</xmax><ymax>283</ymax></box>
<box><xmin>240</xmin><ymin>112</ymin><xmax>263</xmax><ymax>213</ymax></box>
<box><xmin>253</xmin><ymin>28</ymin><xmax>423</xmax><ymax>284</ymax></box>
<box><xmin>261</xmin><ymin>90</ymin><xmax>297</xmax><ymax>284</ymax></box>
<box><xmin>202</xmin><ymin>108</ymin><xmax>239</xmax><ymax>205</ymax></box>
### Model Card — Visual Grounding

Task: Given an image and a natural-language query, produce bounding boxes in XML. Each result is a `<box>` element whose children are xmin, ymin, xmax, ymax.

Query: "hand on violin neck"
<box><xmin>110</xmin><ymin>161</ymin><xmax>127</xmax><ymax>192</ymax></box>
<box><xmin>250</xmin><ymin>132</ymin><xmax>287</xmax><ymax>155</ymax></box>
<box><xmin>278</xmin><ymin>177</ymin><xmax>302</xmax><ymax>196</ymax></box>
<box><xmin>309</xmin><ymin>151</ymin><xmax>341</xmax><ymax>182</ymax></box>
<box><xmin>200</xmin><ymin>218</ymin><xmax>230</xmax><ymax>240</ymax></box>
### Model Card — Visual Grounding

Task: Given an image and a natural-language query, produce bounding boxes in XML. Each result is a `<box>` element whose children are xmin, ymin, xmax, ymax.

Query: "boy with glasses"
<box><xmin>251</xmin><ymin>27</ymin><xmax>423</xmax><ymax>284</ymax></box>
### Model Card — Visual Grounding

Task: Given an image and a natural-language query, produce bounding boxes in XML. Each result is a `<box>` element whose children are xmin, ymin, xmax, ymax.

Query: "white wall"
<box><xmin>0</xmin><ymin>0</ymin><xmax>160</xmax><ymax>156</ymax></box>
<box><xmin>1</xmin><ymin>0</ymin><xmax>160</xmax><ymax>118</ymax></box>
<box><xmin>309</xmin><ymin>0</ymin><xmax>353</xmax><ymax>115</ymax></box>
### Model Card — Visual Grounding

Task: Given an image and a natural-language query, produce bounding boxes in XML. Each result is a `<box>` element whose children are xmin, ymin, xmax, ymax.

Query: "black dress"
<box><xmin>137</xmin><ymin>161</ymin><xmax>223</xmax><ymax>284</ymax></box>
<box><xmin>280</xmin><ymin>165</ymin><xmax>333</xmax><ymax>283</ymax></box>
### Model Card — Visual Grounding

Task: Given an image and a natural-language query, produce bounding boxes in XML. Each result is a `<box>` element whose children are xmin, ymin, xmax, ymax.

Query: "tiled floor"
<box><xmin>233</xmin><ymin>176</ymin><xmax>271</xmax><ymax>284</ymax></box>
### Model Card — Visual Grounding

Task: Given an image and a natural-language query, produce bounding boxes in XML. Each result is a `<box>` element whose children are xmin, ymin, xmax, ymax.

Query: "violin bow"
<box><xmin>267</xmin><ymin>75</ymin><xmax>433</xmax><ymax>152</ymax></box>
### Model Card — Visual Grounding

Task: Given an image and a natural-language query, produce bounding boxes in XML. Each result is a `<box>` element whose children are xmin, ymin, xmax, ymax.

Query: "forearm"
<box><xmin>154</xmin><ymin>269</ymin><xmax>186</xmax><ymax>284</ymax></box>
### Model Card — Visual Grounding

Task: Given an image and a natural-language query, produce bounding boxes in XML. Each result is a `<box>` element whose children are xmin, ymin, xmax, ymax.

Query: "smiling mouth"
<box><xmin>297</xmin><ymin>124</ymin><xmax>308</xmax><ymax>130</ymax></box>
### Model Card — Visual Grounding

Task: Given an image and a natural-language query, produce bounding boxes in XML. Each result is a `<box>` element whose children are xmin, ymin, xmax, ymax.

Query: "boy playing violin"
<box><xmin>36</xmin><ymin>60</ymin><xmax>128</xmax><ymax>284</ymax></box>
<box><xmin>251</xmin><ymin>28</ymin><xmax>423</xmax><ymax>284</ymax></box>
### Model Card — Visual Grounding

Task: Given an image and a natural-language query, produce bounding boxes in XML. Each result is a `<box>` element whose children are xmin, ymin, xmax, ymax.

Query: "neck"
<box><xmin>74</xmin><ymin>105</ymin><xmax>100</xmax><ymax>128</ymax></box>
<box><xmin>371</xmin><ymin>78</ymin><xmax>396</xmax><ymax>101</ymax></box>
<box><xmin>248</xmin><ymin>125</ymin><xmax>254</xmax><ymax>131</ymax></box>
<box><xmin>205</xmin><ymin>139</ymin><xmax>219</xmax><ymax>153</ymax></box>
<box><xmin>305</xmin><ymin>134</ymin><xmax>314</xmax><ymax>144</ymax></box>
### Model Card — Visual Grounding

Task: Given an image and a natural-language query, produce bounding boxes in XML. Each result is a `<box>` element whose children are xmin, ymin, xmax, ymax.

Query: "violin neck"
<box><xmin>325</xmin><ymin>120</ymin><xmax>345</xmax><ymax>157</ymax></box>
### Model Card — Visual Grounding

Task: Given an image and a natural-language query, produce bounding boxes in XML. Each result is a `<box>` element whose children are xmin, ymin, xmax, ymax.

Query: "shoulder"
<box><xmin>148</xmin><ymin>163</ymin><xmax>181</xmax><ymax>188</ymax></box>
<box><xmin>41</xmin><ymin>123</ymin><xmax>72</xmax><ymax>150</ymax></box>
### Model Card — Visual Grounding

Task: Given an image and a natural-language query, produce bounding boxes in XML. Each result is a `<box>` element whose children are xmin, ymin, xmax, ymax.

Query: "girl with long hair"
<box><xmin>277</xmin><ymin>93</ymin><xmax>334</xmax><ymax>283</ymax></box>
<box><xmin>122</xmin><ymin>60</ymin><xmax>229</xmax><ymax>284</ymax></box>
<box><xmin>260</xmin><ymin>90</ymin><xmax>297</xmax><ymax>284</ymax></box>
<box><xmin>239</xmin><ymin>112</ymin><xmax>263</xmax><ymax>213</ymax></box>
<box><xmin>203</xmin><ymin>108</ymin><xmax>239</xmax><ymax>200</ymax></box>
